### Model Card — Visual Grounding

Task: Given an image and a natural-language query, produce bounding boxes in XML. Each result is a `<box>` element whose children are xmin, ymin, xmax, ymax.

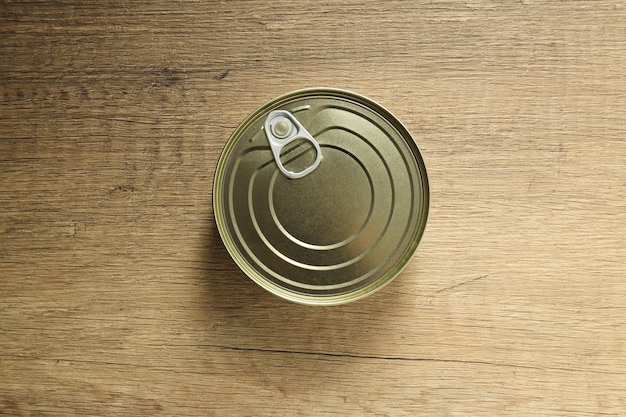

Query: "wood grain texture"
<box><xmin>1</xmin><ymin>1</ymin><xmax>625</xmax><ymax>415</ymax></box>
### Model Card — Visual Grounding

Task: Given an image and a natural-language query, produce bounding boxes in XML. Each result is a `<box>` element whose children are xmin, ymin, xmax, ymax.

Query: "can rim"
<box><xmin>213</xmin><ymin>87</ymin><xmax>430</xmax><ymax>305</ymax></box>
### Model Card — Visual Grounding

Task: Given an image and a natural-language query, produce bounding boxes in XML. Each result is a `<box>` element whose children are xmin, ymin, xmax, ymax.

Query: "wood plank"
<box><xmin>1</xmin><ymin>1</ymin><xmax>625</xmax><ymax>415</ymax></box>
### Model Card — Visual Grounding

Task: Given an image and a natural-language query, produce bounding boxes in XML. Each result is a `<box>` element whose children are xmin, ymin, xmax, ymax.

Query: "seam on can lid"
<box><xmin>213</xmin><ymin>88</ymin><xmax>429</xmax><ymax>306</ymax></box>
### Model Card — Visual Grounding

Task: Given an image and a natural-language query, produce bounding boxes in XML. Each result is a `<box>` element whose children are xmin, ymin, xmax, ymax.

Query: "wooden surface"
<box><xmin>1</xmin><ymin>1</ymin><xmax>625</xmax><ymax>415</ymax></box>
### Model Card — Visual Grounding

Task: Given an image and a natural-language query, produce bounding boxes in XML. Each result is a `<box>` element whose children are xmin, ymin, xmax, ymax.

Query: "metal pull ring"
<box><xmin>264</xmin><ymin>110</ymin><xmax>322</xmax><ymax>179</ymax></box>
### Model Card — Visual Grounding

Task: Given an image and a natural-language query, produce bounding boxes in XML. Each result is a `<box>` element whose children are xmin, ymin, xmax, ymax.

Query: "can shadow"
<box><xmin>200</xmin><ymin>218</ymin><xmax>413</xmax><ymax>358</ymax></box>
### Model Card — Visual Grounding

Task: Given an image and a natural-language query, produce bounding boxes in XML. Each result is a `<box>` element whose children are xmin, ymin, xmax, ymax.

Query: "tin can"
<box><xmin>213</xmin><ymin>88</ymin><xmax>429</xmax><ymax>305</ymax></box>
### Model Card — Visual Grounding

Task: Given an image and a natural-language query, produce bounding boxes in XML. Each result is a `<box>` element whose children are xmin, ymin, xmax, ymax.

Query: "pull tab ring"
<box><xmin>264</xmin><ymin>110</ymin><xmax>322</xmax><ymax>179</ymax></box>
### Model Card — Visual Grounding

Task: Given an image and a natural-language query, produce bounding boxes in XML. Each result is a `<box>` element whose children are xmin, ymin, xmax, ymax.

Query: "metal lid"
<box><xmin>214</xmin><ymin>88</ymin><xmax>429</xmax><ymax>305</ymax></box>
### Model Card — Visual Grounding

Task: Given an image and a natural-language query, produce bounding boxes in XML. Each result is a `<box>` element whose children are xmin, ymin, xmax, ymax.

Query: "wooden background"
<box><xmin>1</xmin><ymin>1</ymin><xmax>625</xmax><ymax>415</ymax></box>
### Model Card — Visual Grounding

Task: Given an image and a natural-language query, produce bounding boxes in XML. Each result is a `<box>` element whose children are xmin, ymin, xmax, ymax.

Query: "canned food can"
<box><xmin>214</xmin><ymin>88</ymin><xmax>429</xmax><ymax>305</ymax></box>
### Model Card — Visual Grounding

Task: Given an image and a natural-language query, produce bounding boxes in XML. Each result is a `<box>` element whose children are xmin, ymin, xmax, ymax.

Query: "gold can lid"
<box><xmin>214</xmin><ymin>88</ymin><xmax>429</xmax><ymax>305</ymax></box>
